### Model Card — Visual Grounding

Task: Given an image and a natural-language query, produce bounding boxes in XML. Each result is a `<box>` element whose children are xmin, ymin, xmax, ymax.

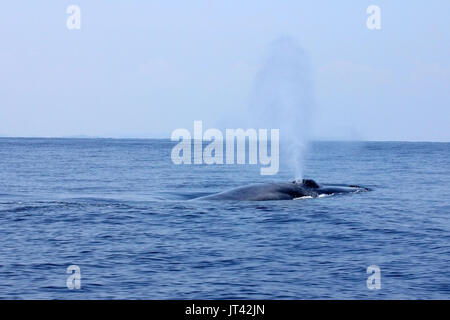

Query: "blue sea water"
<box><xmin>0</xmin><ymin>138</ymin><xmax>449</xmax><ymax>299</ymax></box>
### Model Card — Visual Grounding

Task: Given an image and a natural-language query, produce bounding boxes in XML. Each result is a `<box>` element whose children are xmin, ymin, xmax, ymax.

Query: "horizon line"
<box><xmin>0</xmin><ymin>135</ymin><xmax>448</xmax><ymax>143</ymax></box>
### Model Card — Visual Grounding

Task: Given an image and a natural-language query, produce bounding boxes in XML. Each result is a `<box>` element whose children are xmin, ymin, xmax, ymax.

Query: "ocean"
<box><xmin>0</xmin><ymin>138</ymin><xmax>449</xmax><ymax>299</ymax></box>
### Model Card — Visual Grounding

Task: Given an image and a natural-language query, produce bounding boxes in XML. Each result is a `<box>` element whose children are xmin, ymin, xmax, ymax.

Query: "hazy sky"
<box><xmin>1</xmin><ymin>1</ymin><xmax>449</xmax><ymax>141</ymax></box>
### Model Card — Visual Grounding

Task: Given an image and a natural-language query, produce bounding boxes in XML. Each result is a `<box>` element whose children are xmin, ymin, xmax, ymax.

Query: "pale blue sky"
<box><xmin>1</xmin><ymin>1</ymin><xmax>449</xmax><ymax>141</ymax></box>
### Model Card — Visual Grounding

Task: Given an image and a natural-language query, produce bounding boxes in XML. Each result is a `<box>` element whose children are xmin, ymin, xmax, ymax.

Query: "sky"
<box><xmin>0</xmin><ymin>1</ymin><xmax>449</xmax><ymax>141</ymax></box>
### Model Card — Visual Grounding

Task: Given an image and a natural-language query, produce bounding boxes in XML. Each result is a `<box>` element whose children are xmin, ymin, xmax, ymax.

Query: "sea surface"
<box><xmin>0</xmin><ymin>138</ymin><xmax>449</xmax><ymax>299</ymax></box>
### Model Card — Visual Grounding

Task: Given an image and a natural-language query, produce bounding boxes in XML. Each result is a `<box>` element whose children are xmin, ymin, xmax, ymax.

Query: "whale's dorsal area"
<box><xmin>192</xmin><ymin>179</ymin><xmax>369</xmax><ymax>201</ymax></box>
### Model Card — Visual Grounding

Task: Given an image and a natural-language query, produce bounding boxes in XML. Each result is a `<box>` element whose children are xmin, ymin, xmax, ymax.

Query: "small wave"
<box><xmin>293</xmin><ymin>196</ymin><xmax>313</xmax><ymax>200</ymax></box>
<box><xmin>294</xmin><ymin>193</ymin><xmax>334</xmax><ymax>200</ymax></box>
<box><xmin>1</xmin><ymin>205</ymin><xmax>49</xmax><ymax>213</ymax></box>
<box><xmin>318</xmin><ymin>193</ymin><xmax>333</xmax><ymax>198</ymax></box>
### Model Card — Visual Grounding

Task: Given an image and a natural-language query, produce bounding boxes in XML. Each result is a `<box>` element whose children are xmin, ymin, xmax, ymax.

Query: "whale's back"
<box><xmin>193</xmin><ymin>182</ymin><xmax>311</xmax><ymax>201</ymax></box>
<box><xmin>191</xmin><ymin>179</ymin><xmax>370</xmax><ymax>201</ymax></box>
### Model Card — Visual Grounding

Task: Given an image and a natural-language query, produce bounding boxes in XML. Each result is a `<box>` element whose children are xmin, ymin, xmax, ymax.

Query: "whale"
<box><xmin>192</xmin><ymin>179</ymin><xmax>370</xmax><ymax>201</ymax></box>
